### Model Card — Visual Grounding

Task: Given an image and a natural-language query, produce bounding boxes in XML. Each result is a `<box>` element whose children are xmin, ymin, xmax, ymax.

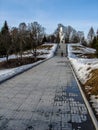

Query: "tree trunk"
<box><xmin>6</xmin><ymin>54</ymin><xmax>9</xmax><ymax>62</ymax></box>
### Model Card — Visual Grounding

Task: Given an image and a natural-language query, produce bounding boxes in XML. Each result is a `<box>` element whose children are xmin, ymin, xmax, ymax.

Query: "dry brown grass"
<box><xmin>0</xmin><ymin>57</ymin><xmax>45</xmax><ymax>69</ymax></box>
<box><xmin>84</xmin><ymin>69</ymin><xmax>98</xmax><ymax>95</ymax></box>
<box><xmin>72</xmin><ymin>45</ymin><xmax>83</xmax><ymax>50</ymax></box>
<box><xmin>72</xmin><ymin>45</ymin><xmax>97</xmax><ymax>58</ymax></box>
<box><xmin>0</xmin><ymin>44</ymin><xmax>53</xmax><ymax>69</ymax></box>
<box><xmin>37</xmin><ymin>45</ymin><xmax>53</xmax><ymax>50</ymax></box>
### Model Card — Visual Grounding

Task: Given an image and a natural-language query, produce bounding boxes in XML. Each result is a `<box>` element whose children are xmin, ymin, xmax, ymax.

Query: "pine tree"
<box><xmin>91</xmin><ymin>36</ymin><xmax>97</xmax><ymax>48</ymax></box>
<box><xmin>1</xmin><ymin>21</ymin><xmax>9</xmax><ymax>35</ymax></box>
<box><xmin>95</xmin><ymin>35</ymin><xmax>98</xmax><ymax>56</ymax></box>
<box><xmin>0</xmin><ymin>21</ymin><xmax>12</xmax><ymax>61</ymax></box>
<box><xmin>42</xmin><ymin>35</ymin><xmax>47</xmax><ymax>44</ymax></box>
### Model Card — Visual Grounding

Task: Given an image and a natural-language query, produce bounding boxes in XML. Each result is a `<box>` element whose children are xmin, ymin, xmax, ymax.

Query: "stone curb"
<box><xmin>0</xmin><ymin>44</ymin><xmax>58</xmax><ymax>84</ymax></box>
<box><xmin>68</xmin><ymin>58</ymin><xmax>98</xmax><ymax>130</ymax></box>
<box><xmin>0</xmin><ymin>55</ymin><xmax>55</xmax><ymax>85</ymax></box>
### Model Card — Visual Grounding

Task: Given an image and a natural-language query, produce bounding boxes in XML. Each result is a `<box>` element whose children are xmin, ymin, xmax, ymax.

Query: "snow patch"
<box><xmin>0</xmin><ymin>43</ymin><xmax>57</xmax><ymax>83</ymax></box>
<box><xmin>68</xmin><ymin>43</ymin><xmax>98</xmax><ymax>119</ymax></box>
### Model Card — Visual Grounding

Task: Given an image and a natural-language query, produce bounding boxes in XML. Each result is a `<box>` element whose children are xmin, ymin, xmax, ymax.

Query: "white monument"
<box><xmin>59</xmin><ymin>27</ymin><xmax>65</xmax><ymax>43</ymax></box>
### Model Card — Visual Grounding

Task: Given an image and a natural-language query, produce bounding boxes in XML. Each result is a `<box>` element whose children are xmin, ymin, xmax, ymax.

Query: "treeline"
<box><xmin>0</xmin><ymin>21</ymin><xmax>45</xmax><ymax>61</ymax></box>
<box><xmin>53</xmin><ymin>24</ymin><xmax>85</xmax><ymax>43</ymax></box>
<box><xmin>0</xmin><ymin>21</ymin><xmax>98</xmax><ymax>61</ymax></box>
<box><xmin>90</xmin><ymin>33</ymin><xmax>98</xmax><ymax>56</ymax></box>
<box><xmin>85</xmin><ymin>27</ymin><xmax>98</xmax><ymax>56</ymax></box>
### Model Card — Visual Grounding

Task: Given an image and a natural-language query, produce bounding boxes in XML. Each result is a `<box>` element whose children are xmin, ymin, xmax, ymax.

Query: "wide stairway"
<box><xmin>56</xmin><ymin>43</ymin><xmax>67</xmax><ymax>57</ymax></box>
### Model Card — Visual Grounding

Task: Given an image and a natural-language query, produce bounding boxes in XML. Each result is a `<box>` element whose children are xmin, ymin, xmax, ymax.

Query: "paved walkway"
<box><xmin>0</xmin><ymin>44</ymin><xmax>96</xmax><ymax>130</ymax></box>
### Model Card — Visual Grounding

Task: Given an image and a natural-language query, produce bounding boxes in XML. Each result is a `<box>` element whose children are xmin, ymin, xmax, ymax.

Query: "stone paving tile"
<box><xmin>0</xmin><ymin>55</ymin><xmax>96</xmax><ymax>130</ymax></box>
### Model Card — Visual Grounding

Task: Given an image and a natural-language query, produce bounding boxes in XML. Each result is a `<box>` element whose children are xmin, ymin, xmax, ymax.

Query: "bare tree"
<box><xmin>10</xmin><ymin>27</ymin><xmax>19</xmax><ymax>58</ymax></box>
<box><xmin>18</xmin><ymin>22</ymin><xmax>27</xmax><ymax>60</ymax></box>
<box><xmin>87</xmin><ymin>27</ymin><xmax>95</xmax><ymax>44</ymax></box>
<box><xmin>28</xmin><ymin>22</ymin><xmax>45</xmax><ymax>58</ymax></box>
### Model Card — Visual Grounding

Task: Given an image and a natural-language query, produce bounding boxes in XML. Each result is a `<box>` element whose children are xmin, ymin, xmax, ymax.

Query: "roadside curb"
<box><xmin>68</xmin><ymin>58</ymin><xmax>98</xmax><ymax>130</ymax></box>
<box><xmin>0</xmin><ymin>55</ymin><xmax>55</xmax><ymax>85</ymax></box>
<box><xmin>0</xmin><ymin>44</ymin><xmax>58</xmax><ymax>84</ymax></box>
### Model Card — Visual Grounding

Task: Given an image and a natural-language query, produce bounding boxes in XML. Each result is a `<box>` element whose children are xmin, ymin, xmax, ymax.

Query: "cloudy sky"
<box><xmin>0</xmin><ymin>0</ymin><xmax>98</xmax><ymax>36</ymax></box>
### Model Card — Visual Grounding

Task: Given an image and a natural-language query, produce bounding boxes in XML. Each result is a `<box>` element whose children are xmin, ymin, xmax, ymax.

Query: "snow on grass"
<box><xmin>47</xmin><ymin>43</ymin><xmax>57</xmax><ymax>58</ymax></box>
<box><xmin>37</xmin><ymin>43</ymin><xmax>57</xmax><ymax>59</ymax></box>
<box><xmin>0</xmin><ymin>43</ymin><xmax>57</xmax><ymax>83</ymax></box>
<box><xmin>69</xmin><ymin>58</ymin><xmax>91</xmax><ymax>84</ymax></box>
<box><xmin>68</xmin><ymin>43</ymin><xmax>98</xmax><ymax>116</ymax></box>
<box><xmin>68</xmin><ymin>43</ymin><xmax>98</xmax><ymax>84</ymax></box>
<box><xmin>0</xmin><ymin>43</ymin><xmax>57</xmax><ymax>62</ymax></box>
<box><xmin>68</xmin><ymin>43</ymin><xmax>95</xmax><ymax>58</ymax></box>
<box><xmin>0</xmin><ymin>60</ymin><xmax>43</xmax><ymax>83</ymax></box>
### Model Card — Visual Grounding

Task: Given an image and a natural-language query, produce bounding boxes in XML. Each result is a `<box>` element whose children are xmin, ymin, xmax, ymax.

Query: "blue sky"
<box><xmin>0</xmin><ymin>0</ymin><xmax>98</xmax><ymax>36</ymax></box>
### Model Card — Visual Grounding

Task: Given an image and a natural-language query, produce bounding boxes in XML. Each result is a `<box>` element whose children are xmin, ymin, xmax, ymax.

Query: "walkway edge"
<box><xmin>0</xmin><ymin>44</ymin><xmax>58</xmax><ymax>84</ymax></box>
<box><xmin>0</xmin><ymin>56</ymin><xmax>54</xmax><ymax>84</ymax></box>
<box><xmin>68</xmin><ymin>58</ymin><xmax>98</xmax><ymax>130</ymax></box>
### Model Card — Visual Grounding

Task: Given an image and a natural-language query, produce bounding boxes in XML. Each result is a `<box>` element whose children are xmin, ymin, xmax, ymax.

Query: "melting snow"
<box><xmin>0</xmin><ymin>43</ymin><xmax>57</xmax><ymax>83</ymax></box>
<box><xmin>68</xmin><ymin>43</ymin><xmax>98</xmax><ymax>116</ymax></box>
